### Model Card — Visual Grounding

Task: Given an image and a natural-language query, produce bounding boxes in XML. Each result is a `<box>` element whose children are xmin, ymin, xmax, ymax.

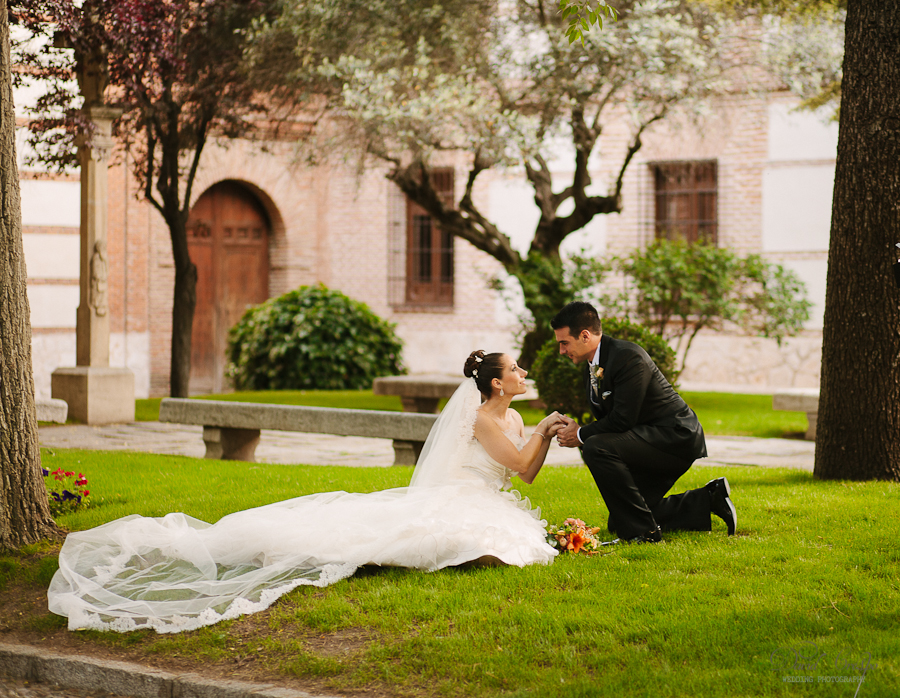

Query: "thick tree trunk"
<box><xmin>0</xmin><ymin>1</ymin><xmax>64</xmax><ymax>548</ymax></box>
<box><xmin>814</xmin><ymin>0</ymin><xmax>900</xmax><ymax>480</ymax></box>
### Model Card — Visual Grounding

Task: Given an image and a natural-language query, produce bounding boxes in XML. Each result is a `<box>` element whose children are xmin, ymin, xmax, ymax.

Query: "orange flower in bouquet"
<box><xmin>547</xmin><ymin>517</ymin><xmax>603</xmax><ymax>555</ymax></box>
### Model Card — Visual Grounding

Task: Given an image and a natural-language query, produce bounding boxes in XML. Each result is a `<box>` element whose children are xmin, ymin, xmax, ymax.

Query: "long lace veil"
<box><xmin>409</xmin><ymin>378</ymin><xmax>481</xmax><ymax>488</ymax></box>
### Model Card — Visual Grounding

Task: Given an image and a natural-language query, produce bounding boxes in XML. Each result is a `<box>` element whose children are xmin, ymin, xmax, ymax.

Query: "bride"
<box><xmin>48</xmin><ymin>351</ymin><xmax>565</xmax><ymax>633</ymax></box>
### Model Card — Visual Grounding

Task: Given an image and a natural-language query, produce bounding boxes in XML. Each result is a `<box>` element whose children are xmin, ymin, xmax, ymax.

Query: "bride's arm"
<box><xmin>517</xmin><ymin>414</ymin><xmax>563</xmax><ymax>484</ymax></box>
<box><xmin>473</xmin><ymin>411</ymin><xmax>559</xmax><ymax>476</ymax></box>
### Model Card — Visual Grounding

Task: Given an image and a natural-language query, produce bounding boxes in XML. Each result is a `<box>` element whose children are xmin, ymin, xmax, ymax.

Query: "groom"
<box><xmin>551</xmin><ymin>301</ymin><xmax>736</xmax><ymax>544</ymax></box>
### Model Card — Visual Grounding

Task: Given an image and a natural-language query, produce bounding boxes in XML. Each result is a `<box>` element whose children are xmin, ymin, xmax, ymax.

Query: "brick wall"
<box><xmin>25</xmin><ymin>90</ymin><xmax>828</xmax><ymax>396</ymax></box>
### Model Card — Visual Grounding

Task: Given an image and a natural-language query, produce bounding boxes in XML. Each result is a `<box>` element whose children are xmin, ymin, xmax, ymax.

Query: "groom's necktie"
<box><xmin>589</xmin><ymin>364</ymin><xmax>599</xmax><ymax>405</ymax></box>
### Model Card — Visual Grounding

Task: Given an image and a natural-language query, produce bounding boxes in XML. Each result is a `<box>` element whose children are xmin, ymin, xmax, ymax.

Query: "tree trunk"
<box><xmin>814</xmin><ymin>0</ymin><xmax>900</xmax><ymax>480</ymax></box>
<box><xmin>0</xmin><ymin>1</ymin><xmax>64</xmax><ymax>548</ymax></box>
<box><xmin>169</xmin><ymin>214</ymin><xmax>197</xmax><ymax>398</ymax></box>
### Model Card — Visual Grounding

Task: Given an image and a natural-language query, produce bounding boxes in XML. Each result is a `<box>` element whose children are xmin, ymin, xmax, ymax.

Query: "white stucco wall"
<box><xmin>22</xmin><ymin>232</ymin><xmax>80</xmax><ymax>278</ymax></box>
<box><xmin>19</xmin><ymin>179</ymin><xmax>81</xmax><ymax>226</ymax></box>
<box><xmin>767</xmin><ymin>102</ymin><xmax>839</xmax><ymax>162</ymax></box>
<box><xmin>762</xmin><ymin>101</ymin><xmax>838</xmax><ymax>331</ymax></box>
<box><xmin>27</xmin><ymin>285</ymin><xmax>79</xmax><ymax>329</ymax></box>
<box><xmin>761</xmin><ymin>166</ymin><xmax>834</xmax><ymax>253</ymax></box>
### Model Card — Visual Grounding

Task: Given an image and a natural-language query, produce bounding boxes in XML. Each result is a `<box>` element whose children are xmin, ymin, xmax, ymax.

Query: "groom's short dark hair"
<box><xmin>551</xmin><ymin>302</ymin><xmax>602</xmax><ymax>337</ymax></box>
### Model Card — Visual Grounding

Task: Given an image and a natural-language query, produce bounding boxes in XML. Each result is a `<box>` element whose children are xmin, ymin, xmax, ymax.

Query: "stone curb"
<box><xmin>0</xmin><ymin>643</ymin><xmax>339</xmax><ymax>698</ymax></box>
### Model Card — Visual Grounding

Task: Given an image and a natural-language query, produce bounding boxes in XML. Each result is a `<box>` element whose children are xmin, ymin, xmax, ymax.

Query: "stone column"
<box><xmin>52</xmin><ymin>106</ymin><xmax>135</xmax><ymax>424</ymax></box>
<box><xmin>75</xmin><ymin>106</ymin><xmax>117</xmax><ymax>366</ymax></box>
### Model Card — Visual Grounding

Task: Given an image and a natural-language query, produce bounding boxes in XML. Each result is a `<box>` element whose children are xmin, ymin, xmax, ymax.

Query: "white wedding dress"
<box><xmin>48</xmin><ymin>380</ymin><xmax>557</xmax><ymax>633</ymax></box>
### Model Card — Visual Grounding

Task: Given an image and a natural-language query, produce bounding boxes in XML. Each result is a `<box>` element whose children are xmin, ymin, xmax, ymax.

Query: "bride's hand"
<box><xmin>536</xmin><ymin>411</ymin><xmax>563</xmax><ymax>438</ymax></box>
<box><xmin>545</xmin><ymin>421</ymin><xmax>564</xmax><ymax>437</ymax></box>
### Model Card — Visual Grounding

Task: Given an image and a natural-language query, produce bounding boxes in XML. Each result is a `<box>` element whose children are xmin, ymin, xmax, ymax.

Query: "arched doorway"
<box><xmin>187</xmin><ymin>181</ymin><xmax>270</xmax><ymax>394</ymax></box>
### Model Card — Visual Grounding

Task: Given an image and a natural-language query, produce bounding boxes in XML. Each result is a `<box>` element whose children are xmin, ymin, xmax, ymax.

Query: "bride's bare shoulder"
<box><xmin>506</xmin><ymin>408</ymin><xmax>525</xmax><ymax>431</ymax></box>
<box><xmin>473</xmin><ymin>407</ymin><xmax>496</xmax><ymax>433</ymax></box>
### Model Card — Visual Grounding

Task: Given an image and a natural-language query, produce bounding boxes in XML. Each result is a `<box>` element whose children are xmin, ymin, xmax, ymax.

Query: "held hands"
<box><xmin>556</xmin><ymin>414</ymin><xmax>581</xmax><ymax>448</ymax></box>
<box><xmin>536</xmin><ymin>411</ymin><xmax>565</xmax><ymax>439</ymax></box>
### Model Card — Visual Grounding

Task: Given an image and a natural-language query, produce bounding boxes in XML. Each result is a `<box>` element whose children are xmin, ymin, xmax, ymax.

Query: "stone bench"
<box><xmin>159</xmin><ymin>398</ymin><xmax>438</xmax><ymax>466</ymax></box>
<box><xmin>373</xmin><ymin>374</ymin><xmax>539</xmax><ymax>413</ymax></box>
<box><xmin>772</xmin><ymin>388</ymin><xmax>819</xmax><ymax>441</ymax></box>
<box><xmin>36</xmin><ymin>398</ymin><xmax>68</xmax><ymax>423</ymax></box>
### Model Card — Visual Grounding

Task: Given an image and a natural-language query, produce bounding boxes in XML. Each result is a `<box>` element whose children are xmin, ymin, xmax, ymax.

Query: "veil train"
<box><xmin>48</xmin><ymin>379</ymin><xmax>555</xmax><ymax>633</ymax></box>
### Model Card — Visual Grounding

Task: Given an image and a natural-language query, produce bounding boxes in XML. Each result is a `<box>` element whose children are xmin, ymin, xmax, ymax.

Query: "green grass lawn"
<box><xmin>14</xmin><ymin>448</ymin><xmax>899</xmax><ymax>697</ymax></box>
<box><xmin>135</xmin><ymin>389</ymin><xmax>809</xmax><ymax>438</ymax></box>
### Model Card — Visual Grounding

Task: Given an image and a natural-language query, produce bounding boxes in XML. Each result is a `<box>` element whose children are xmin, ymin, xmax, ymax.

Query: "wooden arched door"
<box><xmin>187</xmin><ymin>181</ymin><xmax>270</xmax><ymax>394</ymax></box>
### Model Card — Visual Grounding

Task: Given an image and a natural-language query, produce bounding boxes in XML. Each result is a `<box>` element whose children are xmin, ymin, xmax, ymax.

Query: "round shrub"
<box><xmin>226</xmin><ymin>284</ymin><xmax>406</xmax><ymax>390</ymax></box>
<box><xmin>530</xmin><ymin>317</ymin><xmax>679</xmax><ymax>424</ymax></box>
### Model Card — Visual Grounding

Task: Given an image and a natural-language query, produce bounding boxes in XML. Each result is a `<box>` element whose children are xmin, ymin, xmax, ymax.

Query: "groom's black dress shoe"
<box><xmin>600</xmin><ymin>526</ymin><xmax>662</xmax><ymax>546</ymax></box>
<box><xmin>706</xmin><ymin>477</ymin><xmax>737</xmax><ymax>536</ymax></box>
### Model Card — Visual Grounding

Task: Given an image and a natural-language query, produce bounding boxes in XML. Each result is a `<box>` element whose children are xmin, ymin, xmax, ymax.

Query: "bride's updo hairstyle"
<box><xmin>463</xmin><ymin>350</ymin><xmax>506</xmax><ymax>399</ymax></box>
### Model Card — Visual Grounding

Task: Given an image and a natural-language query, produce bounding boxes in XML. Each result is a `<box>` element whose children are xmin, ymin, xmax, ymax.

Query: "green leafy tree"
<box><xmin>249</xmin><ymin>0</ymin><xmax>746</xmax><ymax>365</ymax></box>
<box><xmin>531</xmin><ymin>317</ymin><xmax>678</xmax><ymax>424</ymax></box>
<box><xmin>559</xmin><ymin>0</ymin><xmax>619</xmax><ymax>44</ymax></box>
<box><xmin>227</xmin><ymin>285</ymin><xmax>406</xmax><ymax>391</ymax></box>
<box><xmin>566</xmin><ymin>0</ymin><xmax>845</xmax><ymax>113</ymax></box>
<box><xmin>610</xmin><ymin>241</ymin><xmax>811</xmax><ymax>374</ymax></box>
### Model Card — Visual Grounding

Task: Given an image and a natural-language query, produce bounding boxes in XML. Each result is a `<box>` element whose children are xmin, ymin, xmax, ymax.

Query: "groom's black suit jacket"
<box><xmin>579</xmin><ymin>335</ymin><xmax>707</xmax><ymax>461</ymax></box>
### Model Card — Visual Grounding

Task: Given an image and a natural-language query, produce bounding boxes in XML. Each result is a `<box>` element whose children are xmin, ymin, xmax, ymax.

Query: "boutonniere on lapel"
<box><xmin>592</xmin><ymin>366</ymin><xmax>604</xmax><ymax>381</ymax></box>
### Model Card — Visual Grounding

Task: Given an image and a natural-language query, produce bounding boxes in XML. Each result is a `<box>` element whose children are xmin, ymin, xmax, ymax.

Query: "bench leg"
<box><xmin>400</xmin><ymin>397</ymin><xmax>440</xmax><ymax>414</ymax></box>
<box><xmin>203</xmin><ymin>427</ymin><xmax>261</xmax><ymax>461</ymax></box>
<box><xmin>391</xmin><ymin>439</ymin><xmax>424</xmax><ymax>466</ymax></box>
<box><xmin>805</xmin><ymin>412</ymin><xmax>817</xmax><ymax>441</ymax></box>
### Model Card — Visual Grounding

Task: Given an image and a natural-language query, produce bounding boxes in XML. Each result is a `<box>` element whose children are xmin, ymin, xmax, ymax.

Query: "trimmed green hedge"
<box><xmin>226</xmin><ymin>284</ymin><xmax>405</xmax><ymax>390</ymax></box>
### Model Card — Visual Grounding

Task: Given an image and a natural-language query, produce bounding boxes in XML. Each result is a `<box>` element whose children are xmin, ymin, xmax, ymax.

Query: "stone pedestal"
<box><xmin>391</xmin><ymin>439</ymin><xmax>424</xmax><ymax>466</ymax></box>
<box><xmin>772</xmin><ymin>388</ymin><xmax>820</xmax><ymax>441</ymax></box>
<box><xmin>51</xmin><ymin>367</ymin><xmax>135</xmax><ymax>425</ymax></box>
<box><xmin>35</xmin><ymin>398</ymin><xmax>68</xmax><ymax>424</ymax></box>
<box><xmin>202</xmin><ymin>426</ymin><xmax>261</xmax><ymax>461</ymax></box>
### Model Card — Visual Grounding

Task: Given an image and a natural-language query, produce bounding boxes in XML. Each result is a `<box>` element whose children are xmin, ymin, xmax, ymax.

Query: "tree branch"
<box><xmin>611</xmin><ymin>107</ymin><xmax>667</xmax><ymax>203</ymax></box>
<box><xmin>143</xmin><ymin>123</ymin><xmax>165</xmax><ymax>218</ymax></box>
<box><xmin>182</xmin><ymin>111</ymin><xmax>210</xmax><ymax>216</ymax></box>
<box><xmin>389</xmin><ymin>158</ymin><xmax>521</xmax><ymax>272</ymax></box>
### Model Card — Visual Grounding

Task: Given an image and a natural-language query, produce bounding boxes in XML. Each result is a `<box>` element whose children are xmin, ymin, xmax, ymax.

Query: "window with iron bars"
<box><xmin>652</xmin><ymin>160</ymin><xmax>718</xmax><ymax>244</ymax></box>
<box><xmin>388</xmin><ymin>168</ymin><xmax>455</xmax><ymax>309</ymax></box>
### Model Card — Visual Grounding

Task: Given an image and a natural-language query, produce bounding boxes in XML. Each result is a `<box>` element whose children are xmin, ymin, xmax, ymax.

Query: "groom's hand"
<box><xmin>556</xmin><ymin>415</ymin><xmax>581</xmax><ymax>449</ymax></box>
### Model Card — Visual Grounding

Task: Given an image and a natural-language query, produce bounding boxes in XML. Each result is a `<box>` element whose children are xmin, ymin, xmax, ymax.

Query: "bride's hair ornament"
<box><xmin>464</xmin><ymin>350</ymin><xmax>506</xmax><ymax>398</ymax></box>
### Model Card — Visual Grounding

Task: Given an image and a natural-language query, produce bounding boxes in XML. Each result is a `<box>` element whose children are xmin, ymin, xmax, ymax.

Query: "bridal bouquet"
<box><xmin>547</xmin><ymin>517</ymin><xmax>603</xmax><ymax>555</ymax></box>
<box><xmin>42</xmin><ymin>467</ymin><xmax>90</xmax><ymax>516</ymax></box>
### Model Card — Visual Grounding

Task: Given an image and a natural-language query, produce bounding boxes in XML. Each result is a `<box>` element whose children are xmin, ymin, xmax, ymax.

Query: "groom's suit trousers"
<box><xmin>581</xmin><ymin>430</ymin><xmax>712</xmax><ymax>538</ymax></box>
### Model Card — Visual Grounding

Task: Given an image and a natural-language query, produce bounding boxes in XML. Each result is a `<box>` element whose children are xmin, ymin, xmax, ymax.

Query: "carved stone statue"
<box><xmin>89</xmin><ymin>240</ymin><xmax>108</xmax><ymax>317</ymax></box>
